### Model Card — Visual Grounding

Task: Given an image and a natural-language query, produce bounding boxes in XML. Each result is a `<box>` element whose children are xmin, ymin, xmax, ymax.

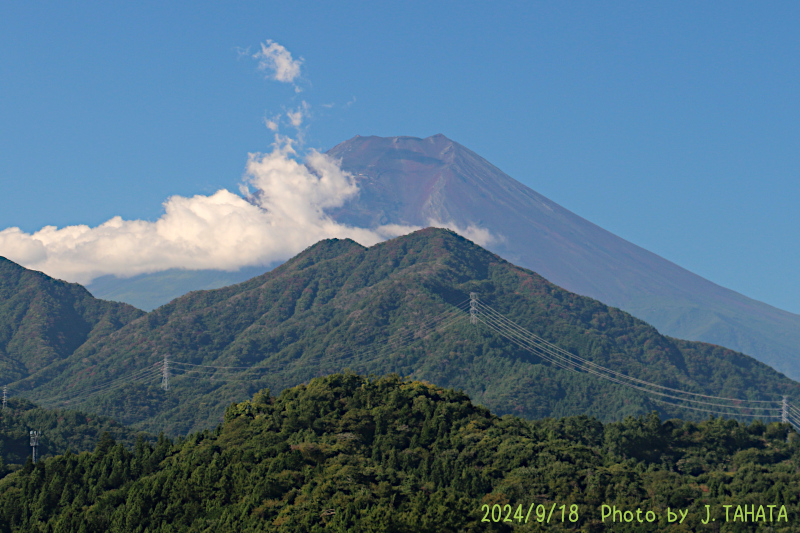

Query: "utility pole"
<box><xmin>2</xmin><ymin>385</ymin><xmax>6</xmax><ymax>410</ymax></box>
<box><xmin>30</xmin><ymin>430</ymin><xmax>41</xmax><ymax>464</ymax></box>
<box><xmin>782</xmin><ymin>396</ymin><xmax>788</xmax><ymax>424</ymax></box>
<box><xmin>470</xmin><ymin>292</ymin><xmax>478</xmax><ymax>325</ymax></box>
<box><xmin>161</xmin><ymin>355</ymin><xmax>170</xmax><ymax>391</ymax></box>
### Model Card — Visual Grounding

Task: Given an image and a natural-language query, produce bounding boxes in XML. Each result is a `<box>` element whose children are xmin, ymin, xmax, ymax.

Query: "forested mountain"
<box><xmin>327</xmin><ymin>134</ymin><xmax>800</xmax><ymax>381</ymax></box>
<box><xmin>6</xmin><ymin>228</ymin><xmax>798</xmax><ymax>436</ymax></box>
<box><xmin>0</xmin><ymin>397</ymin><xmax>152</xmax><ymax>477</ymax></box>
<box><xmin>0</xmin><ymin>373</ymin><xmax>797</xmax><ymax>532</ymax></box>
<box><xmin>0</xmin><ymin>256</ymin><xmax>144</xmax><ymax>384</ymax></box>
<box><xmin>64</xmin><ymin>134</ymin><xmax>800</xmax><ymax>385</ymax></box>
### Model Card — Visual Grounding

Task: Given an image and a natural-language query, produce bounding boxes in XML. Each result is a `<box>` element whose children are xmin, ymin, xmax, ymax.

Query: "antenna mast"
<box><xmin>30</xmin><ymin>430</ymin><xmax>41</xmax><ymax>464</ymax></box>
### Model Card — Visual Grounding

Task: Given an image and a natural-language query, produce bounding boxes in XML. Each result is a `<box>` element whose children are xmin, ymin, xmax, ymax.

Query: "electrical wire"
<box><xmin>34</xmin><ymin>364</ymin><xmax>162</xmax><ymax>407</ymax></box>
<box><xmin>19</xmin><ymin>294</ymin><xmax>794</xmax><ymax>428</ymax></box>
<box><xmin>36</xmin><ymin>365</ymin><xmax>161</xmax><ymax>403</ymax></box>
<box><xmin>478</xmin><ymin>313</ymin><xmax>780</xmax><ymax>415</ymax></box>
<box><xmin>476</xmin><ymin>300</ymin><xmax>781</xmax><ymax>404</ymax></box>
<box><xmin>649</xmin><ymin>398</ymin><xmax>781</xmax><ymax>418</ymax></box>
<box><xmin>468</xmin><ymin>297</ymin><xmax>787</xmax><ymax>417</ymax></box>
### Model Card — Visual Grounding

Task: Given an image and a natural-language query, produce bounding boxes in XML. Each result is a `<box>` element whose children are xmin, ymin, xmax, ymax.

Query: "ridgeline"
<box><xmin>2</xmin><ymin>228</ymin><xmax>799</xmax><ymax>435</ymax></box>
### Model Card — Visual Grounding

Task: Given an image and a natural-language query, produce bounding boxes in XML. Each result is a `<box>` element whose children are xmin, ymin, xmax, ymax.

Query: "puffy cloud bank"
<box><xmin>0</xmin><ymin>139</ymin><xmax>418</xmax><ymax>284</ymax></box>
<box><xmin>0</xmin><ymin>38</ymin><xmax>501</xmax><ymax>285</ymax></box>
<box><xmin>0</xmin><ymin>139</ymin><xmax>504</xmax><ymax>284</ymax></box>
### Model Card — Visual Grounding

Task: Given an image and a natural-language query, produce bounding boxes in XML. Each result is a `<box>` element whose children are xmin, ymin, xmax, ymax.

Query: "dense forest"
<box><xmin>0</xmin><ymin>397</ymin><xmax>152</xmax><ymax>477</ymax></box>
<box><xmin>0</xmin><ymin>373</ymin><xmax>797</xmax><ymax>532</ymax></box>
<box><xmin>4</xmin><ymin>229</ymin><xmax>798</xmax><ymax>436</ymax></box>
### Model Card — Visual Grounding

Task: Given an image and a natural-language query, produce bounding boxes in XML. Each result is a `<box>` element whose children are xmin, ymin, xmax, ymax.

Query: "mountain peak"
<box><xmin>326</xmin><ymin>133</ymin><xmax>546</xmax><ymax>235</ymax></box>
<box><xmin>329</xmin><ymin>133</ymin><xmax>458</xmax><ymax>159</ymax></box>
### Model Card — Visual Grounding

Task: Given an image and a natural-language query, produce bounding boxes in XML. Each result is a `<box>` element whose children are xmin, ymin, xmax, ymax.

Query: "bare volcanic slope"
<box><xmin>13</xmin><ymin>229</ymin><xmax>800</xmax><ymax>436</ymax></box>
<box><xmin>327</xmin><ymin>134</ymin><xmax>800</xmax><ymax>379</ymax></box>
<box><xmin>0</xmin><ymin>256</ymin><xmax>144</xmax><ymax>384</ymax></box>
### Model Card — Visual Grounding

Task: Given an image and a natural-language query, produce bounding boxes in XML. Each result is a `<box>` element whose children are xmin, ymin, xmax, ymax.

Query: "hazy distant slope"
<box><xmin>86</xmin><ymin>265</ymin><xmax>273</xmax><ymax>311</ymax></box>
<box><xmin>326</xmin><ymin>134</ymin><xmax>800</xmax><ymax>379</ymax></box>
<box><xmin>0</xmin><ymin>257</ymin><xmax>144</xmax><ymax>383</ymax></box>
<box><xmin>16</xmin><ymin>229</ymin><xmax>799</xmax><ymax>435</ymax></box>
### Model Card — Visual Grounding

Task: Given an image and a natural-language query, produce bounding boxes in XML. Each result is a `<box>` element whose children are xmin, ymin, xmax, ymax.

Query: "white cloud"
<box><xmin>261</xmin><ymin>102</ymin><xmax>309</xmax><ymax>133</ymax></box>
<box><xmin>264</xmin><ymin>117</ymin><xmax>279</xmax><ymax>132</ymax></box>
<box><xmin>0</xmin><ymin>138</ymin><xmax>418</xmax><ymax>284</ymax></box>
<box><xmin>319</xmin><ymin>97</ymin><xmax>355</xmax><ymax>110</ymax></box>
<box><xmin>286</xmin><ymin>101</ymin><xmax>310</xmax><ymax>128</ymax></box>
<box><xmin>286</xmin><ymin>108</ymin><xmax>302</xmax><ymax>127</ymax></box>
<box><xmin>0</xmin><ymin>39</ymin><xmax>496</xmax><ymax>286</ymax></box>
<box><xmin>253</xmin><ymin>40</ymin><xmax>302</xmax><ymax>84</ymax></box>
<box><xmin>426</xmin><ymin>219</ymin><xmax>503</xmax><ymax>247</ymax></box>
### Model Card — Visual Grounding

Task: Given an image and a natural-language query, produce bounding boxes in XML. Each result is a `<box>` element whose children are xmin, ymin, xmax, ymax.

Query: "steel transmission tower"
<box><xmin>161</xmin><ymin>355</ymin><xmax>170</xmax><ymax>391</ymax></box>
<box><xmin>782</xmin><ymin>396</ymin><xmax>789</xmax><ymax>424</ymax></box>
<box><xmin>470</xmin><ymin>293</ymin><xmax>478</xmax><ymax>325</ymax></box>
<box><xmin>2</xmin><ymin>385</ymin><xmax>6</xmax><ymax>410</ymax></box>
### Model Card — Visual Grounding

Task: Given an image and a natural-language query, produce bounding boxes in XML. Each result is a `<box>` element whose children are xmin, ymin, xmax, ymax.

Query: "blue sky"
<box><xmin>1</xmin><ymin>2</ymin><xmax>799</xmax><ymax>313</ymax></box>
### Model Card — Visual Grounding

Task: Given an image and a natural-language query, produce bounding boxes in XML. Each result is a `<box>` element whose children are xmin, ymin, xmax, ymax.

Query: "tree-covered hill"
<box><xmin>0</xmin><ymin>256</ymin><xmax>144</xmax><ymax>385</ymax></box>
<box><xmin>0</xmin><ymin>373</ymin><xmax>797</xmax><ymax>532</ymax></box>
<box><xmin>5</xmin><ymin>228</ymin><xmax>800</xmax><ymax>435</ymax></box>
<box><xmin>0</xmin><ymin>397</ymin><xmax>153</xmax><ymax>478</ymax></box>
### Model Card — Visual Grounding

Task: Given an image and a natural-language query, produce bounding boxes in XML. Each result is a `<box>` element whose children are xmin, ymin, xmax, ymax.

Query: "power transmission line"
<box><xmin>32</xmin><ymin>364</ymin><xmax>162</xmax><ymax>408</ymax></box>
<box><xmin>16</xmin><ymin>293</ymin><xmax>797</xmax><ymax>432</ymax></box>
<box><xmin>466</xmin><ymin>295</ymin><xmax>792</xmax><ymax>422</ymax></box>
<box><xmin>476</xmin><ymin>300</ymin><xmax>780</xmax><ymax>404</ymax></box>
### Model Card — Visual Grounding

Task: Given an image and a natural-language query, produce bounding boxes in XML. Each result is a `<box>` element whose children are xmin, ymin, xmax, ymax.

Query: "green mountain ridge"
<box><xmin>0</xmin><ymin>373</ymin><xmax>797</xmax><ymax>532</ymax></box>
<box><xmin>0</xmin><ymin>257</ymin><xmax>144</xmax><ymax>384</ymax></box>
<box><xmin>3</xmin><ymin>228</ymin><xmax>798</xmax><ymax>436</ymax></box>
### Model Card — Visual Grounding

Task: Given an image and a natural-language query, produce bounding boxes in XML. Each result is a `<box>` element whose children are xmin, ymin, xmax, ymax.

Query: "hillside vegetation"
<box><xmin>0</xmin><ymin>373</ymin><xmax>797</xmax><ymax>532</ymax></box>
<box><xmin>0</xmin><ymin>256</ymin><xmax>144</xmax><ymax>385</ymax></box>
<box><xmin>0</xmin><ymin>397</ymin><xmax>152</xmax><ymax>477</ymax></box>
<box><xmin>4</xmin><ymin>229</ymin><xmax>799</xmax><ymax>435</ymax></box>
